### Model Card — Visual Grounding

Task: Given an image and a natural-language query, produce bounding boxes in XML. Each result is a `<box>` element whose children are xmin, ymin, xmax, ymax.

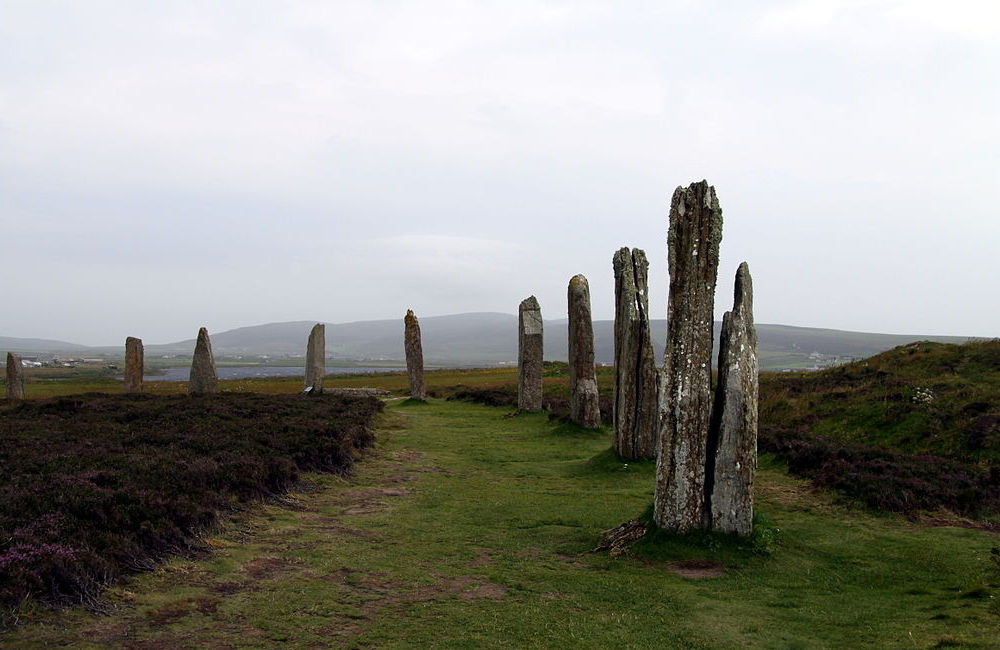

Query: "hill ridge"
<box><xmin>1</xmin><ymin>314</ymin><xmax>976</xmax><ymax>371</ymax></box>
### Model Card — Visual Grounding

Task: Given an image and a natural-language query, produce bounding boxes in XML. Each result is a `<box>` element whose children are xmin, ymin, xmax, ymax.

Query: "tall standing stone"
<box><xmin>189</xmin><ymin>327</ymin><xmax>218</xmax><ymax>395</ymax></box>
<box><xmin>404</xmin><ymin>310</ymin><xmax>426</xmax><ymax>400</ymax></box>
<box><xmin>612</xmin><ymin>247</ymin><xmax>659</xmax><ymax>460</ymax></box>
<box><xmin>5</xmin><ymin>352</ymin><xmax>25</xmax><ymax>400</ymax></box>
<box><xmin>567</xmin><ymin>274</ymin><xmax>601</xmax><ymax>429</ymax></box>
<box><xmin>124</xmin><ymin>337</ymin><xmax>144</xmax><ymax>394</ymax></box>
<box><xmin>708</xmin><ymin>262</ymin><xmax>758</xmax><ymax>535</ymax></box>
<box><xmin>304</xmin><ymin>323</ymin><xmax>326</xmax><ymax>394</ymax></box>
<box><xmin>518</xmin><ymin>296</ymin><xmax>544</xmax><ymax>412</ymax></box>
<box><xmin>654</xmin><ymin>180</ymin><xmax>723</xmax><ymax>532</ymax></box>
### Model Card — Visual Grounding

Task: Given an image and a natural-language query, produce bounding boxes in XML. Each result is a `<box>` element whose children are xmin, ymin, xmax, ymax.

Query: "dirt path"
<box><xmin>4</xmin><ymin>409</ymin><xmax>506</xmax><ymax>649</ymax></box>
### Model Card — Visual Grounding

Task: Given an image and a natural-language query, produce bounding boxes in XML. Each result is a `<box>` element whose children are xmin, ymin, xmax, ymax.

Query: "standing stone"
<box><xmin>654</xmin><ymin>180</ymin><xmax>723</xmax><ymax>532</ymax></box>
<box><xmin>188</xmin><ymin>327</ymin><xmax>218</xmax><ymax>395</ymax></box>
<box><xmin>5</xmin><ymin>352</ymin><xmax>25</xmax><ymax>400</ymax></box>
<box><xmin>124</xmin><ymin>337</ymin><xmax>144</xmax><ymax>394</ymax></box>
<box><xmin>304</xmin><ymin>323</ymin><xmax>326</xmax><ymax>394</ymax></box>
<box><xmin>517</xmin><ymin>296</ymin><xmax>544</xmax><ymax>412</ymax></box>
<box><xmin>708</xmin><ymin>263</ymin><xmax>758</xmax><ymax>535</ymax></box>
<box><xmin>612</xmin><ymin>248</ymin><xmax>659</xmax><ymax>460</ymax></box>
<box><xmin>404</xmin><ymin>310</ymin><xmax>426</xmax><ymax>400</ymax></box>
<box><xmin>567</xmin><ymin>274</ymin><xmax>601</xmax><ymax>429</ymax></box>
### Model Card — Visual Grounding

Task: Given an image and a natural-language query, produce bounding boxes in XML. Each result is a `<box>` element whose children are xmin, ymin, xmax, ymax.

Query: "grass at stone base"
<box><xmin>5</xmin><ymin>399</ymin><xmax>998</xmax><ymax>649</ymax></box>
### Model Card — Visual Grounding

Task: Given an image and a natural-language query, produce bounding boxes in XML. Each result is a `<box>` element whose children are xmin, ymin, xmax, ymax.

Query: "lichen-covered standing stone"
<box><xmin>404</xmin><ymin>310</ymin><xmax>426</xmax><ymax>400</ymax></box>
<box><xmin>124</xmin><ymin>337</ymin><xmax>144</xmax><ymax>394</ymax></box>
<box><xmin>6</xmin><ymin>352</ymin><xmax>25</xmax><ymax>400</ymax></box>
<box><xmin>568</xmin><ymin>274</ymin><xmax>601</xmax><ymax>429</ymax></box>
<box><xmin>188</xmin><ymin>327</ymin><xmax>218</xmax><ymax>395</ymax></box>
<box><xmin>518</xmin><ymin>296</ymin><xmax>543</xmax><ymax>412</ymax></box>
<box><xmin>708</xmin><ymin>262</ymin><xmax>758</xmax><ymax>535</ymax></box>
<box><xmin>654</xmin><ymin>180</ymin><xmax>723</xmax><ymax>532</ymax></box>
<box><xmin>612</xmin><ymin>247</ymin><xmax>659</xmax><ymax>460</ymax></box>
<box><xmin>304</xmin><ymin>323</ymin><xmax>326</xmax><ymax>393</ymax></box>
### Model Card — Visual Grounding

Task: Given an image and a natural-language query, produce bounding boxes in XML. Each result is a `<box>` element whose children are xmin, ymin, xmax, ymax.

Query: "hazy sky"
<box><xmin>1</xmin><ymin>1</ymin><xmax>997</xmax><ymax>345</ymax></box>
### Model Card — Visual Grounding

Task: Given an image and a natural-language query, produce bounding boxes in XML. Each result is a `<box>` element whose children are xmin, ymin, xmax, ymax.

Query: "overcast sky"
<box><xmin>1</xmin><ymin>1</ymin><xmax>997</xmax><ymax>346</ymax></box>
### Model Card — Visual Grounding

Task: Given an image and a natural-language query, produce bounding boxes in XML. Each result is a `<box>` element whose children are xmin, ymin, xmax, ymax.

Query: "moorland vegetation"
<box><xmin>0</xmin><ymin>393</ymin><xmax>380</xmax><ymax>626</ymax></box>
<box><xmin>0</xmin><ymin>339</ymin><xmax>998</xmax><ymax>646</ymax></box>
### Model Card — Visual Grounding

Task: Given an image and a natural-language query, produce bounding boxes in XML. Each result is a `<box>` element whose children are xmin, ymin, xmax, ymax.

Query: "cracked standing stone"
<box><xmin>654</xmin><ymin>180</ymin><xmax>723</xmax><ymax>532</ymax></box>
<box><xmin>613</xmin><ymin>247</ymin><xmax>659</xmax><ymax>460</ymax></box>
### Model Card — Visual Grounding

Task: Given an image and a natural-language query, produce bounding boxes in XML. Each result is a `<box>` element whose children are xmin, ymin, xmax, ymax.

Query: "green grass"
<box><xmin>4</xmin><ymin>396</ymin><xmax>998</xmax><ymax>648</ymax></box>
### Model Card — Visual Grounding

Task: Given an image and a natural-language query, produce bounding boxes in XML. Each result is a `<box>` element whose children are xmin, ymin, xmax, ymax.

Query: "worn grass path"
<box><xmin>5</xmin><ymin>398</ymin><xmax>999</xmax><ymax>648</ymax></box>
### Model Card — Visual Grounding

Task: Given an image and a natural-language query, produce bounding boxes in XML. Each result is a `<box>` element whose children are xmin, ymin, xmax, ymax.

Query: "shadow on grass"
<box><xmin>573</xmin><ymin>447</ymin><xmax>656</xmax><ymax>476</ymax></box>
<box><xmin>628</xmin><ymin>505</ymin><xmax>781</xmax><ymax>566</ymax></box>
<box><xmin>548</xmin><ymin>420</ymin><xmax>608</xmax><ymax>438</ymax></box>
<box><xmin>399</xmin><ymin>397</ymin><xmax>432</xmax><ymax>406</ymax></box>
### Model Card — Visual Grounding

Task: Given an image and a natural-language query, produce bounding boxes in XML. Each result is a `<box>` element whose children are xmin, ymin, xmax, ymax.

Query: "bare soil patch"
<box><xmin>240</xmin><ymin>556</ymin><xmax>305</xmax><ymax>581</ymax></box>
<box><xmin>667</xmin><ymin>560</ymin><xmax>725</xmax><ymax>579</ymax></box>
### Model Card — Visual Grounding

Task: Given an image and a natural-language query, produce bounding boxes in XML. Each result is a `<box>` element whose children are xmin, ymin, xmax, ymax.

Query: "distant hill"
<box><xmin>144</xmin><ymin>313</ymin><xmax>519</xmax><ymax>364</ymax></box>
<box><xmin>2</xmin><ymin>313</ymin><xmax>977</xmax><ymax>371</ymax></box>
<box><xmin>0</xmin><ymin>336</ymin><xmax>89</xmax><ymax>354</ymax></box>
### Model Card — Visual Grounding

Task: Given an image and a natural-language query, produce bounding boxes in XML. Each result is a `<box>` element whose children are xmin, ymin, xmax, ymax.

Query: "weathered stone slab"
<box><xmin>708</xmin><ymin>262</ymin><xmax>758</xmax><ymax>535</ymax></box>
<box><xmin>6</xmin><ymin>352</ymin><xmax>25</xmax><ymax>400</ymax></box>
<box><xmin>568</xmin><ymin>274</ymin><xmax>601</xmax><ymax>428</ymax></box>
<box><xmin>124</xmin><ymin>337</ymin><xmax>144</xmax><ymax>394</ymax></box>
<box><xmin>654</xmin><ymin>180</ymin><xmax>723</xmax><ymax>532</ymax></box>
<box><xmin>404</xmin><ymin>310</ymin><xmax>426</xmax><ymax>400</ymax></box>
<box><xmin>612</xmin><ymin>247</ymin><xmax>659</xmax><ymax>460</ymax></box>
<box><xmin>188</xmin><ymin>327</ymin><xmax>218</xmax><ymax>395</ymax></box>
<box><xmin>304</xmin><ymin>323</ymin><xmax>326</xmax><ymax>394</ymax></box>
<box><xmin>518</xmin><ymin>296</ymin><xmax>544</xmax><ymax>412</ymax></box>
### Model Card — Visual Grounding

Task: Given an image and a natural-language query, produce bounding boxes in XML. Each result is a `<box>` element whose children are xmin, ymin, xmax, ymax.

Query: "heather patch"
<box><xmin>0</xmin><ymin>392</ymin><xmax>380</xmax><ymax>625</ymax></box>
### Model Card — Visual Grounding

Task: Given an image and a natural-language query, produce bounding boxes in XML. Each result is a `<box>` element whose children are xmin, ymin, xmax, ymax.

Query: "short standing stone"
<box><xmin>708</xmin><ymin>262</ymin><xmax>758</xmax><ymax>535</ymax></box>
<box><xmin>568</xmin><ymin>274</ymin><xmax>601</xmax><ymax>429</ymax></box>
<box><xmin>6</xmin><ymin>352</ymin><xmax>25</xmax><ymax>400</ymax></box>
<box><xmin>518</xmin><ymin>296</ymin><xmax>544</xmax><ymax>412</ymax></box>
<box><xmin>654</xmin><ymin>180</ymin><xmax>723</xmax><ymax>532</ymax></box>
<box><xmin>612</xmin><ymin>247</ymin><xmax>659</xmax><ymax>460</ymax></box>
<box><xmin>124</xmin><ymin>337</ymin><xmax>144</xmax><ymax>394</ymax></box>
<box><xmin>188</xmin><ymin>327</ymin><xmax>218</xmax><ymax>395</ymax></box>
<box><xmin>304</xmin><ymin>323</ymin><xmax>326</xmax><ymax>394</ymax></box>
<box><xmin>404</xmin><ymin>310</ymin><xmax>426</xmax><ymax>400</ymax></box>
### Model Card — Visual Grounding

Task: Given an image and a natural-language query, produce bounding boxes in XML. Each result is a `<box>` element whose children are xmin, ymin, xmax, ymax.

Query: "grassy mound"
<box><xmin>759</xmin><ymin>339</ymin><xmax>1000</xmax><ymax>519</ymax></box>
<box><xmin>0</xmin><ymin>392</ymin><xmax>381</xmax><ymax>625</ymax></box>
<box><xmin>761</xmin><ymin>339</ymin><xmax>1000</xmax><ymax>461</ymax></box>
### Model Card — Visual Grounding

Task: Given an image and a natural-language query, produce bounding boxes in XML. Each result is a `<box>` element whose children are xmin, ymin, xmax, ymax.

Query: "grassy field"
<box><xmin>3</xmin><ymin>389</ymin><xmax>998</xmax><ymax>647</ymax></box>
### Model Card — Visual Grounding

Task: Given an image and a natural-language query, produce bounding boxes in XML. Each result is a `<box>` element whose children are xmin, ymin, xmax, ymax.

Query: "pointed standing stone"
<box><xmin>654</xmin><ymin>180</ymin><xmax>723</xmax><ymax>532</ymax></box>
<box><xmin>304</xmin><ymin>323</ymin><xmax>326</xmax><ymax>394</ymax></box>
<box><xmin>568</xmin><ymin>274</ymin><xmax>601</xmax><ymax>428</ymax></box>
<box><xmin>404</xmin><ymin>310</ymin><xmax>426</xmax><ymax>400</ymax></box>
<box><xmin>612</xmin><ymin>247</ymin><xmax>659</xmax><ymax>460</ymax></box>
<box><xmin>6</xmin><ymin>352</ymin><xmax>25</xmax><ymax>400</ymax></box>
<box><xmin>124</xmin><ymin>337</ymin><xmax>144</xmax><ymax>394</ymax></box>
<box><xmin>188</xmin><ymin>327</ymin><xmax>218</xmax><ymax>395</ymax></box>
<box><xmin>518</xmin><ymin>296</ymin><xmax>544</xmax><ymax>412</ymax></box>
<box><xmin>708</xmin><ymin>263</ymin><xmax>759</xmax><ymax>535</ymax></box>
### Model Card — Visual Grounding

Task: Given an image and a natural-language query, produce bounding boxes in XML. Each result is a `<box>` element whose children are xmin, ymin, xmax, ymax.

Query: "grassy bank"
<box><xmin>4</xmin><ymin>397</ymin><xmax>998</xmax><ymax>648</ymax></box>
